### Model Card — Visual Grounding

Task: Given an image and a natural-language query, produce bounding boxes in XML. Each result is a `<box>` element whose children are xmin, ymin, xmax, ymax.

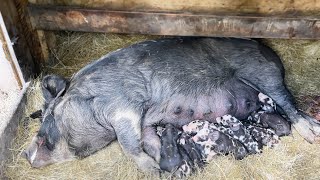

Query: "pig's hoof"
<box><xmin>292</xmin><ymin>116</ymin><xmax>316</xmax><ymax>143</ymax></box>
<box><xmin>135</xmin><ymin>153</ymin><xmax>160</xmax><ymax>175</ymax></box>
<box><xmin>311</xmin><ymin>124</ymin><xmax>320</xmax><ymax>143</ymax></box>
<box><xmin>300</xmin><ymin>111</ymin><xmax>320</xmax><ymax>135</ymax></box>
<box><xmin>296</xmin><ymin>111</ymin><xmax>320</xmax><ymax>143</ymax></box>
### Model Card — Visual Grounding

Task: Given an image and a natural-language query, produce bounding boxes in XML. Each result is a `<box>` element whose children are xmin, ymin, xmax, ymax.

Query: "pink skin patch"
<box><xmin>182</xmin><ymin>120</ymin><xmax>208</xmax><ymax>134</ymax></box>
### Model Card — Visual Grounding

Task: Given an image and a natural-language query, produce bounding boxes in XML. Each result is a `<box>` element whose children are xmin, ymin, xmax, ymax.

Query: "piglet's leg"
<box><xmin>142</xmin><ymin>126</ymin><xmax>161</xmax><ymax>163</ymax></box>
<box><xmin>112</xmin><ymin>110</ymin><xmax>160</xmax><ymax>174</ymax></box>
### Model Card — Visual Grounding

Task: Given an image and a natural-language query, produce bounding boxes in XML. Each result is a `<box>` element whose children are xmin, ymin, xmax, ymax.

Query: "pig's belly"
<box><xmin>148</xmin><ymin>89</ymin><xmax>235</xmax><ymax>127</ymax></box>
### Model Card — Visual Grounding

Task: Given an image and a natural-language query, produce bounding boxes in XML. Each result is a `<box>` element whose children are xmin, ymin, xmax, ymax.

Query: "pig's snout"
<box><xmin>22</xmin><ymin>150</ymin><xmax>39</xmax><ymax>168</ymax></box>
<box><xmin>22</xmin><ymin>135</ymin><xmax>71</xmax><ymax>168</ymax></box>
<box><xmin>22</xmin><ymin>136</ymin><xmax>41</xmax><ymax>167</ymax></box>
<box><xmin>22</xmin><ymin>148</ymin><xmax>44</xmax><ymax>168</ymax></box>
<box><xmin>22</xmin><ymin>144</ymin><xmax>51</xmax><ymax>168</ymax></box>
<box><xmin>21</xmin><ymin>149</ymin><xmax>36</xmax><ymax>164</ymax></box>
<box><xmin>275</xmin><ymin>123</ymin><xmax>291</xmax><ymax>137</ymax></box>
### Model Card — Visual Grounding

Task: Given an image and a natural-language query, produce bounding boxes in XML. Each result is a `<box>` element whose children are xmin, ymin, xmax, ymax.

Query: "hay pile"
<box><xmin>264</xmin><ymin>39</ymin><xmax>320</xmax><ymax>97</ymax></box>
<box><xmin>44</xmin><ymin>32</ymin><xmax>158</xmax><ymax>78</ymax></box>
<box><xmin>4</xmin><ymin>32</ymin><xmax>320</xmax><ymax>179</ymax></box>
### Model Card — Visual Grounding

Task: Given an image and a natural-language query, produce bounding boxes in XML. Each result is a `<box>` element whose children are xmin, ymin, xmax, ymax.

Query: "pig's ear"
<box><xmin>42</xmin><ymin>75</ymin><xmax>67</xmax><ymax>102</ymax></box>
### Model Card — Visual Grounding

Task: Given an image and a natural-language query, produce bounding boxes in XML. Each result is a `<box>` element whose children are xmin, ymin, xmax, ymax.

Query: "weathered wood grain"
<box><xmin>28</xmin><ymin>0</ymin><xmax>320</xmax><ymax>15</ymax></box>
<box><xmin>15</xmin><ymin>0</ymin><xmax>50</xmax><ymax>67</ymax></box>
<box><xmin>28</xmin><ymin>5</ymin><xmax>320</xmax><ymax>39</ymax></box>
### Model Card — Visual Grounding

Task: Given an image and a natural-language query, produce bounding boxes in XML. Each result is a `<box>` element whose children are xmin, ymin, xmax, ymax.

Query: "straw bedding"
<box><xmin>4</xmin><ymin>32</ymin><xmax>320</xmax><ymax>179</ymax></box>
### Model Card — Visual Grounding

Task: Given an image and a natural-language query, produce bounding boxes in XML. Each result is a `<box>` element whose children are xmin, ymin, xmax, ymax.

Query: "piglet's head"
<box><xmin>22</xmin><ymin>75</ymin><xmax>74</xmax><ymax>168</ymax></box>
<box><xmin>259</xmin><ymin>113</ymin><xmax>291</xmax><ymax>137</ymax></box>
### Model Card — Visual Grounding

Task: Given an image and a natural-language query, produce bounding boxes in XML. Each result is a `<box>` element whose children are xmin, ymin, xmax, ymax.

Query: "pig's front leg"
<box><xmin>112</xmin><ymin>109</ymin><xmax>160</xmax><ymax>174</ymax></box>
<box><xmin>142</xmin><ymin>126</ymin><xmax>161</xmax><ymax>163</ymax></box>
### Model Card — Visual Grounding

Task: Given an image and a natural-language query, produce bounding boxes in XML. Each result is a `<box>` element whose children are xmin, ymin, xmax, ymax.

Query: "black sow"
<box><xmin>23</xmin><ymin>37</ymin><xmax>320</xmax><ymax>173</ymax></box>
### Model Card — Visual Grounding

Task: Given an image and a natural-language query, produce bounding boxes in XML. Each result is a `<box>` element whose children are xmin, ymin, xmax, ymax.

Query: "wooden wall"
<box><xmin>3</xmin><ymin>0</ymin><xmax>320</xmax><ymax>67</ymax></box>
<box><xmin>27</xmin><ymin>0</ymin><xmax>320</xmax><ymax>40</ymax></box>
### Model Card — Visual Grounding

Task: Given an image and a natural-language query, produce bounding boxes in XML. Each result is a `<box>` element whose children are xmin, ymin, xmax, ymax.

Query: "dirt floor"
<box><xmin>4</xmin><ymin>32</ymin><xmax>320</xmax><ymax>179</ymax></box>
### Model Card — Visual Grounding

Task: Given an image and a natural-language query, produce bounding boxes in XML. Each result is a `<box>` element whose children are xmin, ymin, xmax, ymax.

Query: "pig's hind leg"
<box><xmin>112</xmin><ymin>109</ymin><xmax>160</xmax><ymax>174</ymax></box>
<box><xmin>236</xmin><ymin>44</ymin><xmax>320</xmax><ymax>143</ymax></box>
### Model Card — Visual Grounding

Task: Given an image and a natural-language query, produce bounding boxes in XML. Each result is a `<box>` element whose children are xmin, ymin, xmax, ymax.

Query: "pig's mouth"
<box><xmin>23</xmin><ymin>134</ymin><xmax>76</xmax><ymax>168</ymax></box>
<box><xmin>22</xmin><ymin>136</ymin><xmax>54</xmax><ymax>168</ymax></box>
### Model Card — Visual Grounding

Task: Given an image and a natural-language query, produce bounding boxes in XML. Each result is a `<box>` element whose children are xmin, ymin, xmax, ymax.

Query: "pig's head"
<box><xmin>208</xmin><ymin>130</ymin><xmax>231</xmax><ymax>154</ymax></box>
<box><xmin>259</xmin><ymin>113</ymin><xmax>291</xmax><ymax>136</ymax></box>
<box><xmin>159</xmin><ymin>124</ymin><xmax>183</xmax><ymax>172</ymax></box>
<box><xmin>23</xmin><ymin>75</ymin><xmax>75</xmax><ymax>168</ymax></box>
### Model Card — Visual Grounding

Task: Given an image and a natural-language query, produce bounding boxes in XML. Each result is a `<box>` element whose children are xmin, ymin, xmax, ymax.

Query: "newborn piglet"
<box><xmin>258</xmin><ymin>93</ymin><xmax>276</xmax><ymax>113</ymax></box>
<box><xmin>158</xmin><ymin>124</ymin><xmax>203</xmax><ymax>178</ymax></box>
<box><xmin>182</xmin><ymin>121</ymin><xmax>248</xmax><ymax>160</ymax></box>
<box><xmin>248</xmin><ymin>111</ymin><xmax>291</xmax><ymax>137</ymax></box>
<box><xmin>248</xmin><ymin>93</ymin><xmax>291</xmax><ymax>136</ymax></box>
<box><xmin>216</xmin><ymin>115</ymin><xmax>261</xmax><ymax>154</ymax></box>
<box><xmin>176</xmin><ymin>133</ymin><xmax>204</xmax><ymax>177</ymax></box>
<box><xmin>158</xmin><ymin>124</ymin><xmax>183</xmax><ymax>173</ymax></box>
<box><xmin>243</xmin><ymin>123</ymin><xmax>279</xmax><ymax>148</ymax></box>
<box><xmin>259</xmin><ymin>113</ymin><xmax>291</xmax><ymax>136</ymax></box>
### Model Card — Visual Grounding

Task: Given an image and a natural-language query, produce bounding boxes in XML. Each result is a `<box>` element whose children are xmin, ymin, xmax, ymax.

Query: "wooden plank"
<box><xmin>28</xmin><ymin>5</ymin><xmax>320</xmax><ymax>39</ymax></box>
<box><xmin>28</xmin><ymin>0</ymin><xmax>320</xmax><ymax>15</ymax></box>
<box><xmin>0</xmin><ymin>12</ymin><xmax>25</xmax><ymax>89</ymax></box>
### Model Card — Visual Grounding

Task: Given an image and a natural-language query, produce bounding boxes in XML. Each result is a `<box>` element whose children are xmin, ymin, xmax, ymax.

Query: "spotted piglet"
<box><xmin>258</xmin><ymin>92</ymin><xmax>276</xmax><ymax>113</ymax></box>
<box><xmin>247</xmin><ymin>111</ymin><xmax>291</xmax><ymax>137</ymax></box>
<box><xmin>244</xmin><ymin>123</ymin><xmax>279</xmax><ymax>148</ymax></box>
<box><xmin>158</xmin><ymin>124</ymin><xmax>203</xmax><ymax>178</ymax></box>
<box><xmin>252</xmin><ymin>93</ymin><xmax>291</xmax><ymax>137</ymax></box>
<box><xmin>216</xmin><ymin>115</ymin><xmax>261</xmax><ymax>154</ymax></box>
<box><xmin>182</xmin><ymin>120</ymin><xmax>248</xmax><ymax>161</ymax></box>
<box><xmin>176</xmin><ymin>133</ymin><xmax>204</xmax><ymax>177</ymax></box>
<box><xmin>182</xmin><ymin>121</ymin><xmax>216</xmax><ymax>161</ymax></box>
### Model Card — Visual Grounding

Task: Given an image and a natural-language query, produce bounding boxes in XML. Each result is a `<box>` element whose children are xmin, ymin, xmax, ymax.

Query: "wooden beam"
<box><xmin>28</xmin><ymin>5</ymin><xmax>320</xmax><ymax>39</ymax></box>
<box><xmin>28</xmin><ymin>0</ymin><xmax>320</xmax><ymax>15</ymax></box>
<box><xmin>0</xmin><ymin>12</ymin><xmax>25</xmax><ymax>89</ymax></box>
<box><xmin>15</xmin><ymin>0</ymin><xmax>50</xmax><ymax>67</ymax></box>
